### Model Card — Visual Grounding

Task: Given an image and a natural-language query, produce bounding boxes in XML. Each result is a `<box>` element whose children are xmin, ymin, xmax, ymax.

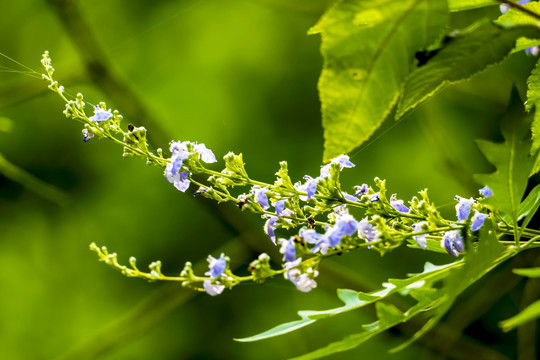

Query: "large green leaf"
<box><xmin>311</xmin><ymin>0</ymin><xmax>449</xmax><ymax>161</ymax></box>
<box><xmin>235</xmin><ymin>261</ymin><xmax>460</xmax><ymax>342</ymax></box>
<box><xmin>513</xmin><ymin>267</ymin><xmax>540</xmax><ymax>277</ymax></box>
<box><xmin>448</xmin><ymin>0</ymin><xmax>497</xmax><ymax>11</ymax></box>
<box><xmin>475</xmin><ymin>90</ymin><xmax>535</xmax><ymax>233</ymax></box>
<box><xmin>397</xmin><ymin>23</ymin><xmax>540</xmax><ymax>119</ymax></box>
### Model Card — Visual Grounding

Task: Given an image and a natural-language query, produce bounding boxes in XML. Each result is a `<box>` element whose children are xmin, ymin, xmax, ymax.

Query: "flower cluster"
<box><xmin>41</xmin><ymin>51</ymin><xmax>501</xmax><ymax>296</ymax></box>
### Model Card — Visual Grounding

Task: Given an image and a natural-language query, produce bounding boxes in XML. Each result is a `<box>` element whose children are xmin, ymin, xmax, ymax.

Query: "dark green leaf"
<box><xmin>311</xmin><ymin>0</ymin><xmax>449</xmax><ymax>161</ymax></box>
<box><xmin>397</xmin><ymin>23</ymin><xmax>540</xmax><ymax>119</ymax></box>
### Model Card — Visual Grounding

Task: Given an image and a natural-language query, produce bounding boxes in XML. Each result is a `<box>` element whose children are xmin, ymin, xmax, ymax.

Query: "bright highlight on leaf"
<box><xmin>311</xmin><ymin>0</ymin><xmax>449</xmax><ymax>161</ymax></box>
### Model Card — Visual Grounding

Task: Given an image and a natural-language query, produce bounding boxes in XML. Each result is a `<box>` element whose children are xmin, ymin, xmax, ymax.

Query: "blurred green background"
<box><xmin>0</xmin><ymin>1</ymin><xmax>539</xmax><ymax>359</ymax></box>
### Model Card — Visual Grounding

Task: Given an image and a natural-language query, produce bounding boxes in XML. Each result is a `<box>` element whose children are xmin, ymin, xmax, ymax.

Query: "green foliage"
<box><xmin>448</xmin><ymin>0</ymin><xmax>497</xmax><ymax>11</ymax></box>
<box><xmin>513</xmin><ymin>266</ymin><xmax>540</xmax><ymax>277</ymax></box>
<box><xmin>311</xmin><ymin>0</ymin><xmax>449</xmax><ymax>161</ymax></box>
<box><xmin>475</xmin><ymin>90</ymin><xmax>535</xmax><ymax>240</ymax></box>
<box><xmin>397</xmin><ymin>23</ymin><xmax>540</xmax><ymax>119</ymax></box>
<box><xmin>237</xmin><ymin>261</ymin><xmax>461</xmax><ymax>347</ymax></box>
<box><xmin>499</xmin><ymin>299</ymin><xmax>540</xmax><ymax>332</ymax></box>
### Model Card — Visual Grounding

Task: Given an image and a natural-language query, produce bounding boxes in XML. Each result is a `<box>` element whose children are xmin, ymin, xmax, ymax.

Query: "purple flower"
<box><xmin>274</xmin><ymin>200</ymin><xmax>285</xmax><ymax>216</ymax></box>
<box><xmin>412</xmin><ymin>222</ymin><xmax>428</xmax><ymax>250</ymax></box>
<box><xmin>335</xmin><ymin>213</ymin><xmax>358</xmax><ymax>236</ymax></box>
<box><xmin>357</xmin><ymin>217</ymin><xmax>380</xmax><ymax>243</ymax></box>
<box><xmin>332</xmin><ymin>154</ymin><xmax>355</xmax><ymax>169</ymax></box>
<box><xmin>479</xmin><ymin>186</ymin><xmax>493</xmax><ymax>198</ymax></box>
<box><xmin>264</xmin><ymin>216</ymin><xmax>278</xmax><ymax>244</ymax></box>
<box><xmin>279</xmin><ymin>238</ymin><xmax>297</xmax><ymax>263</ymax></box>
<box><xmin>370</xmin><ymin>192</ymin><xmax>380</xmax><ymax>202</ymax></box>
<box><xmin>390</xmin><ymin>194</ymin><xmax>410</xmax><ymax>213</ymax></box>
<box><xmin>500</xmin><ymin>0</ymin><xmax>530</xmax><ymax>14</ymax></box>
<box><xmin>305</xmin><ymin>176</ymin><xmax>318</xmax><ymax>199</ymax></box>
<box><xmin>353</xmin><ymin>184</ymin><xmax>368</xmax><ymax>196</ymax></box>
<box><xmin>299</xmin><ymin>228</ymin><xmax>323</xmax><ymax>244</ymax></box>
<box><xmin>525</xmin><ymin>46</ymin><xmax>539</xmax><ymax>56</ymax></box>
<box><xmin>194</xmin><ymin>143</ymin><xmax>217</xmax><ymax>163</ymax></box>
<box><xmin>441</xmin><ymin>230</ymin><xmax>463</xmax><ymax>257</ymax></box>
<box><xmin>471</xmin><ymin>211</ymin><xmax>489</xmax><ymax>231</ymax></box>
<box><xmin>89</xmin><ymin>106</ymin><xmax>113</xmax><ymax>122</ymax></box>
<box><xmin>455</xmin><ymin>196</ymin><xmax>474</xmax><ymax>222</ymax></box>
<box><xmin>173</xmin><ymin>172</ymin><xmax>190</xmax><ymax>192</ymax></box>
<box><xmin>325</xmin><ymin>226</ymin><xmax>344</xmax><ymax>247</ymax></box>
<box><xmin>205</xmin><ymin>253</ymin><xmax>227</xmax><ymax>279</ymax></box>
<box><xmin>283</xmin><ymin>260</ymin><xmax>318</xmax><ymax>293</ymax></box>
<box><xmin>203</xmin><ymin>280</ymin><xmax>225</xmax><ymax>296</ymax></box>
<box><xmin>255</xmin><ymin>188</ymin><xmax>270</xmax><ymax>210</ymax></box>
<box><xmin>343</xmin><ymin>192</ymin><xmax>360</xmax><ymax>202</ymax></box>
<box><xmin>82</xmin><ymin>129</ymin><xmax>94</xmax><ymax>142</ymax></box>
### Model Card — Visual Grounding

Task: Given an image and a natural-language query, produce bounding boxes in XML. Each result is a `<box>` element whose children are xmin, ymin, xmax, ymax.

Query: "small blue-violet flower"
<box><xmin>264</xmin><ymin>216</ymin><xmax>278</xmax><ymax>244</ymax></box>
<box><xmin>479</xmin><ymin>186</ymin><xmax>493</xmax><ymax>198</ymax></box>
<box><xmin>89</xmin><ymin>106</ymin><xmax>113</xmax><ymax>122</ymax></box>
<box><xmin>205</xmin><ymin>253</ymin><xmax>227</xmax><ymax>279</ymax></box>
<box><xmin>203</xmin><ymin>280</ymin><xmax>225</xmax><ymax>296</ymax></box>
<box><xmin>279</xmin><ymin>238</ymin><xmax>297</xmax><ymax>263</ymax></box>
<box><xmin>470</xmin><ymin>211</ymin><xmax>489</xmax><ymax>231</ymax></box>
<box><xmin>412</xmin><ymin>222</ymin><xmax>428</xmax><ymax>250</ymax></box>
<box><xmin>254</xmin><ymin>187</ymin><xmax>270</xmax><ymax>210</ymax></box>
<box><xmin>193</xmin><ymin>143</ymin><xmax>217</xmax><ymax>163</ymax></box>
<box><xmin>299</xmin><ymin>228</ymin><xmax>323</xmax><ymax>244</ymax></box>
<box><xmin>353</xmin><ymin>184</ymin><xmax>368</xmax><ymax>197</ymax></box>
<box><xmin>455</xmin><ymin>196</ymin><xmax>474</xmax><ymax>222</ymax></box>
<box><xmin>370</xmin><ymin>192</ymin><xmax>380</xmax><ymax>202</ymax></box>
<box><xmin>441</xmin><ymin>230</ymin><xmax>464</xmax><ymax>257</ymax></box>
<box><xmin>390</xmin><ymin>194</ymin><xmax>410</xmax><ymax>213</ymax></box>
<box><xmin>357</xmin><ymin>217</ymin><xmax>380</xmax><ymax>243</ymax></box>
<box><xmin>82</xmin><ymin>128</ymin><xmax>94</xmax><ymax>142</ymax></box>
<box><xmin>274</xmin><ymin>200</ymin><xmax>285</xmax><ymax>216</ymax></box>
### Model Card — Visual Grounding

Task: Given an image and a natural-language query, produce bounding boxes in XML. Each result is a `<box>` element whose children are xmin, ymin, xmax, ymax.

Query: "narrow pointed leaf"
<box><xmin>513</xmin><ymin>267</ymin><xmax>540</xmax><ymax>277</ymax></box>
<box><xmin>312</xmin><ymin>0</ymin><xmax>449</xmax><ymax>161</ymax></box>
<box><xmin>499</xmin><ymin>299</ymin><xmax>540</xmax><ymax>332</ymax></box>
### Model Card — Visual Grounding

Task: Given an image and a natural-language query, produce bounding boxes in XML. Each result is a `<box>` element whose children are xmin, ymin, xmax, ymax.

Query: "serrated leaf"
<box><xmin>292</xmin><ymin>291</ymin><xmax>444</xmax><ymax>360</ymax></box>
<box><xmin>448</xmin><ymin>0</ymin><xmax>497</xmax><ymax>11</ymax></box>
<box><xmin>526</xmin><ymin>60</ymin><xmax>540</xmax><ymax>175</ymax></box>
<box><xmin>499</xmin><ymin>299</ymin><xmax>540</xmax><ymax>332</ymax></box>
<box><xmin>475</xmin><ymin>89</ymin><xmax>535</xmax><ymax>232</ymax></box>
<box><xmin>235</xmin><ymin>261</ymin><xmax>460</xmax><ymax>343</ymax></box>
<box><xmin>513</xmin><ymin>267</ymin><xmax>540</xmax><ymax>277</ymax></box>
<box><xmin>397</xmin><ymin>23</ymin><xmax>540</xmax><ymax>119</ymax></box>
<box><xmin>312</xmin><ymin>0</ymin><xmax>449</xmax><ymax>161</ymax></box>
<box><xmin>391</xmin><ymin>220</ymin><xmax>510</xmax><ymax>352</ymax></box>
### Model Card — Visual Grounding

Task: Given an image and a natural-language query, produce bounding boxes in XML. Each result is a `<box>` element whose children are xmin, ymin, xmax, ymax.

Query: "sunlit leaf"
<box><xmin>235</xmin><ymin>261</ymin><xmax>460</xmax><ymax>343</ymax></box>
<box><xmin>513</xmin><ymin>267</ymin><xmax>540</xmax><ymax>277</ymax></box>
<box><xmin>499</xmin><ymin>299</ymin><xmax>540</xmax><ymax>332</ymax></box>
<box><xmin>311</xmin><ymin>0</ymin><xmax>449</xmax><ymax>161</ymax></box>
<box><xmin>448</xmin><ymin>0</ymin><xmax>497</xmax><ymax>11</ymax></box>
<box><xmin>397</xmin><ymin>23</ymin><xmax>540</xmax><ymax>119</ymax></box>
<box><xmin>475</xmin><ymin>89</ymin><xmax>535</xmax><ymax>231</ymax></box>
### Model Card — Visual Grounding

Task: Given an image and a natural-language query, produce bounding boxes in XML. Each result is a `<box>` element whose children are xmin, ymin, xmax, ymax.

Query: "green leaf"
<box><xmin>0</xmin><ymin>117</ymin><xmax>13</xmax><ymax>132</ymax></box>
<box><xmin>292</xmin><ymin>290</ymin><xmax>443</xmax><ymax>360</ymax></box>
<box><xmin>517</xmin><ymin>183</ymin><xmax>540</xmax><ymax>230</ymax></box>
<box><xmin>397</xmin><ymin>23</ymin><xmax>540</xmax><ymax>119</ymax></box>
<box><xmin>475</xmin><ymin>89</ymin><xmax>535</xmax><ymax>232</ymax></box>
<box><xmin>526</xmin><ymin>59</ymin><xmax>540</xmax><ymax>175</ymax></box>
<box><xmin>499</xmin><ymin>299</ymin><xmax>540</xmax><ymax>332</ymax></box>
<box><xmin>448</xmin><ymin>0</ymin><xmax>497</xmax><ymax>11</ymax></box>
<box><xmin>235</xmin><ymin>261</ymin><xmax>461</xmax><ymax>342</ymax></box>
<box><xmin>391</xmin><ymin>219</ymin><xmax>509</xmax><ymax>352</ymax></box>
<box><xmin>513</xmin><ymin>267</ymin><xmax>540</xmax><ymax>277</ymax></box>
<box><xmin>312</xmin><ymin>0</ymin><xmax>449</xmax><ymax>161</ymax></box>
